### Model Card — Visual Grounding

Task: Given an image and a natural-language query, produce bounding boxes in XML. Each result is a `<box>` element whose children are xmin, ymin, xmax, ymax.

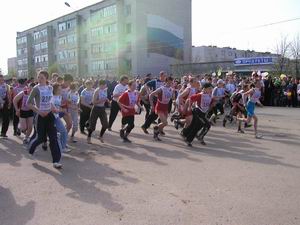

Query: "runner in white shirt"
<box><xmin>108</xmin><ymin>76</ymin><xmax>129</xmax><ymax>131</ymax></box>
<box><xmin>27</xmin><ymin>70</ymin><xmax>62</xmax><ymax>169</ymax></box>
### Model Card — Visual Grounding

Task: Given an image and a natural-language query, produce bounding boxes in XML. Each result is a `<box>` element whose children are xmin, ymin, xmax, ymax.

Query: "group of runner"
<box><xmin>0</xmin><ymin>70</ymin><xmax>264</xmax><ymax>169</ymax></box>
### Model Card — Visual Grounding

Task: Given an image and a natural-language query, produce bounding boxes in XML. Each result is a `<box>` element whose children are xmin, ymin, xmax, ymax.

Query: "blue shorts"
<box><xmin>246</xmin><ymin>101</ymin><xmax>256</xmax><ymax>117</ymax></box>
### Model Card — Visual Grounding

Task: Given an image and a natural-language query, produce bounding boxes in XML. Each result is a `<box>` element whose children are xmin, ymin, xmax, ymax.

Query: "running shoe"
<box><xmin>120</xmin><ymin>129</ymin><xmax>125</xmax><ymax>138</ymax></box>
<box><xmin>0</xmin><ymin>133</ymin><xmax>8</xmax><ymax>138</ymax></box>
<box><xmin>64</xmin><ymin>148</ymin><xmax>72</xmax><ymax>153</ymax></box>
<box><xmin>141</xmin><ymin>126</ymin><xmax>149</xmax><ymax>134</ymax></box>
<box><xmin>80</xmin><ymin>131</ymin><xmax>87</xmax><ymax>135</ymax></box>
<box><xmin>223</xmin><ymin>119</ymin><xmax>227</xmax><ymax>127</ymax></box>
<box><xmin>99</xmin><ymin>136</ymin><xmax>104</xmax><ymax>143</ymax></box>
<box><xmin>108</xmin><ymin>128</ymin><xmax>112</xmax><ymax>131</ymax></box>
<box><xmin>53</xmin><ymin>162</ymin><xmax>63</xmax><ymax>169</ymax></box>
<box><xmin>174</xmin><ymin>120</ymin><xmax>179</xmax><ymax>130</ymax></box>
<box><xmin>185</xmin><ymin>140</ymin><xmax>193</xmax><ymax>147</ymax></box>
<box><xmin>154</xmin><ymin>136</ymin><xmax>162</xmax><ymax>141</ymax></box>
<box><xmin>255</xmin><ymin>134</ymin><xmax>263</xmax><ymax>139</ymax></box>
<box><xmin>244</xmin><ymin>123</ymin><xmax>252</xmax><ymax>128</ymax></box>
<box><xmin>16</xmin><ymin>130</ymin><xmax>21</xmax><ymax>136</ymax></box>
<box><xmin>71</xmin><ymin>136</ymin><xmax>77</xmax><ymax>143</ymax></box>
<box><xmin>87</xmin><ymin>137</ymin><xmax>92</xmax><ymax>144</ymax></box>
<box><xmin>199</xmin><ymin>140</ymin><xmax>206</xmax><ymax>145</ymax></box>
<box><xmin>123</xmin><ymin>137</ymin><xmax>132</xmax><ymax>143</ymax></box>
<box><xmin>238</xmin><ymin>129</ymin><xmax>245</xmax><ymax>134</ymax></box>
<box><xmin>42</xmin><ymin>143</ymin><xmax>48</xmax><ymax>151</ymax></box>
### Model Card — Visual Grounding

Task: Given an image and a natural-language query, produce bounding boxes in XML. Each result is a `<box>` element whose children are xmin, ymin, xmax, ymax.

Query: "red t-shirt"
<box><xmin>118</xmin><ymin>91</ymin><xmax>139</xmax><ymax>117</ymax></box>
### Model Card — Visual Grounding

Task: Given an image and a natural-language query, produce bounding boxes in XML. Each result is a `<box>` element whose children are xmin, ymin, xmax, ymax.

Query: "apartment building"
<box><xmin>16</xmin><ymin>0</ymin><xmax>192</xmax><ymax>78</ymax></box>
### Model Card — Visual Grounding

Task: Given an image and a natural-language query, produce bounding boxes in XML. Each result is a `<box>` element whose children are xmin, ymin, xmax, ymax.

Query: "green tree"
<box><xmin>48</xmin><ymin>63</ymin><xmax>59</xmax><ymax>75</ymax></box>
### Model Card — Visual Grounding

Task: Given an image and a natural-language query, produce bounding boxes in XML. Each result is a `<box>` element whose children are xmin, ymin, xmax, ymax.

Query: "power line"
<box><xmin>245</xmin><ymin>17</ymin><xmax>300</xmax><ymax>30</ymax></box>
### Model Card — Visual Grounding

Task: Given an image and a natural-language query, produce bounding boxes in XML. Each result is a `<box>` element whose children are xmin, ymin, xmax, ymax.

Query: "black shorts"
<box><xmin>20</xmin><ymin>110</ymin><xmax>34</xmax><ymax>118</ymax></box>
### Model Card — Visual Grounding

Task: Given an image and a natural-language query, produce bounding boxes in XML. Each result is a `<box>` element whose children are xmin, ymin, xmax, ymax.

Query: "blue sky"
<box><xmin>0</xmin><ymin>0</ymin><xmax>299</xmax><ymax>74</ymax></box>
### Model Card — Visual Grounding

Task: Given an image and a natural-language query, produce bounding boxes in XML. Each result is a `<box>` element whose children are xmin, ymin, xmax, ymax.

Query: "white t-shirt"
<box><xmin>113</xmin><ymin>84</ymin><xmax>128</xmax><ymax>101</ymax></box>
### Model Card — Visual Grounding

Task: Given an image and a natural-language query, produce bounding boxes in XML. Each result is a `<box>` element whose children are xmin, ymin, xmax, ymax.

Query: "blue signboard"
<box><xmin>234</xmin><ymin>57</ymin><xmax>274</xmax><ymax>66</ymax></box>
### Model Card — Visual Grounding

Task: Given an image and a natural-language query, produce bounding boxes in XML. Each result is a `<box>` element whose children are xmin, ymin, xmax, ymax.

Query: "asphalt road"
<box><xmin>0</xmin><ymin>107</ymin><xmax>300</xmax><ymax>225</ymax></box>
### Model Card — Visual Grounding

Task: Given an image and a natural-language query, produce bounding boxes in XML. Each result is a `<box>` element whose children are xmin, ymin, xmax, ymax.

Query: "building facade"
<box><xmin>16</xmin><ymin>0</ymin><xmax>192</xmax><ymax>78</ymax></box>
<box><xmin>192</xmin><ymin>46</ymin><xmax>277</xmax><ymax>63</ymax></box>
<box><xmin>7</xmin><ymin>57</ymin><xmax>17</xmax><ymax>75</ymax></box>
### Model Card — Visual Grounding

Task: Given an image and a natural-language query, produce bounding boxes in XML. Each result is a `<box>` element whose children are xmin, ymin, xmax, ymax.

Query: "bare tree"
<box><xmin>290</xmin><ymin>34</ymin><xmax>300</xmax><ymax>77</ymax></box>
<box><xmin>274</xmin><ymin>35</ymin><xmax>291</xmax><ymax>74</ymax></box>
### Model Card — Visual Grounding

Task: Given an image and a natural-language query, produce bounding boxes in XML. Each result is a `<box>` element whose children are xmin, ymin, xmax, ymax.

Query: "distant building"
<box><xmin>16</xmin><ymin>0</ymin><xmax>192</xmax><ymax>78</ymax></box>
<box><xmin>170</xmin><ymin>46</ymin><xmax>279</xmax><ymax>76</ymax></box>
<box><xmin>192</xmin><ymin>46</ymin><xmax>277</xmax><ymax>63</ymax></box>
<box><xmin>7</xmin><ymin>57</ymin><xmax>17</xmax><ymax>75</ymax></box>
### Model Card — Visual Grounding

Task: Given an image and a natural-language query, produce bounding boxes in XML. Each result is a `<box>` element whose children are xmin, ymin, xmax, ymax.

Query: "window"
<box><xmin>91</xmin><ymin>27</ymin><xmax>103</xmax><ymax>38</ymax></box>
<box><xmin>67</xmin><ymin>34</ymin><xmax>76</xmax><ymax>44</ymax></box>
<box><xmin>34</xmin><ymin>32</ymin><xmax>40</xmax><ymax>40</ymax></box>
<box><xmin>92</xmin><ymin>44</ymin><xmax>103</xmax><ymax>54</ymax></box>
<box><xmin>125</xmin><ymin>5</ymin><xmax>131</xmax><ymax>16</ymax></box>
<box><xmin>67</xmin><ymin>50</ymin><xmax>76</xmax><ymax>59</ymax></box>
<box><xmin>35</xmin><ymin>56</ymin><xmax>41</xmax><ymax>63</ymax></box>
<box><xmin>58</xmin><ymin>37</ymin><xmax>67</xmax><ymax>45</ymax></box>
<box><xmin>103</xmin><ymin>5</ymin><xmax>117</xmax><ymax>17</ymax></box>
<box><xmin>41</xmin><ymin>55</ymin><xmax>48</xmax><ymax>62</ymax></box>
<box><xmin>34</xmin><ymin>44</ymin><xmax>41</xmax><ymax>51</ymax></box>
<box><xmin>91</xmin><ymin>5</ymin><xmax>116</xmax><ymax>23</ymax></box>
<box><xmin>58</xmin><ymin>51</ymin><xmax>66</xmax><ymax>60</ymax></box>
<box><xmin>40</xmin><ymin>29</ymin><xmax>47</xmax><ymax>37</ymax></box>
<box><xmin>92</xmin><ymin>60</ymin><xmax>105</xmax><ymax>72</ymax></box>
<box><xmin>17</xmin><ymin>36</ymin><xmax>27</xmax><ymax>45</ymax></box>
<box><xmin>58</xmin><ymin>22</ymin><xmax>66</xmax><ymax>32</ymax></box>
<box><xmin>126</xmin><ymin>23</ymin><xmax>132</xmax><ymax>34</ymax></box>
<box><xmin>40</xmin><ymin>42</ymin><xmax>48</xmax><ymax>49</ymax></box>
<box><xmin>105</xmin><ymin>59</ymin><xmax>117</xmax><ymax>70</ymax></box>
<box><xmin>84</xmin><ymin>50</ymin><xmax>88</xmax><ymax>57</ymax></box>
<box><xmin>58</xmin><ymin>50</ymin><xmax>76</xmax><ymax>59</ymax></box>
<box><xmin>91</xmin><ymin>24</ymin><xmax>117</xmax><ymax>38</ymax></box>
<box><xmin>67</xmin><ymin>20</ymin><xmax>76</xmax><ymax>29</ymax></box>
<box><xmin>85</xmin><ymin>64</ymin><xmax>88</xmax><ymax>73</ymax></box>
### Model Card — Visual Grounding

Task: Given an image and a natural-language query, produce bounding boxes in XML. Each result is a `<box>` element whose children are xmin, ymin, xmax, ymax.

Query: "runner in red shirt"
<box><xmin>149</xmin><ymin>76</ymin><xmax>174</xmax><ymax>141</ymax></box>
<box><xmin>118</xmin><ymin>80</ymin><xmax>141</xmax><ymax>143</ymax></box>
<box><xmin>182</xmin><ymin>83</ymin><xmax>214</xmax><ymax>147</ymax></box>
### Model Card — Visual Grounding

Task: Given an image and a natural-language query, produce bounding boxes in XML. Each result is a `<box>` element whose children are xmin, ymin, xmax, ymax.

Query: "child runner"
<box><xmin>51</xmin><ymin>83</ymin><xmax>70</xmax><ymax>153</ymax></box>
<box><xmin>27</xmin><ymin>70</ymin><xmax>62</xmax><ymax>169</ymax></box>
<box><xmin>141</xmin><ymin>71</ymin><xmax>167</xmax><ymax>134</ymax></box>
<box><xmin>240</xmin><ymin>80</ymin><xmax>263</xmax><ymax>138</ymax></box>
<box><xmin>13</xmin><ymin>83</ymin><xmax>35</xmax><ymax>144</ymax></box>
<box><xmin>79</xmin><ymin>80</ymin><xmax>94</xmax><ymax>135</ymax></box>
<box><xmin>61</xmin><ymin>74</ymin><xmax>74</xmax><ymax>133</ymax></box>
<box><xmin>118</xmin><ymin>80</ymin><xmax>141</xmax><ymax>143</ymax></box>
<box><xmin>67</xmin><ymin>82</ymin><xmax>80</xmax><ymax>143</ymax></box>
<box><xmin>87</xmin><ymin>80</ymin><xmax>109</xmax><ymax>144</ymax></box>
<box><xmin>12</xmin><ymin>79</ymin><xmax>27</xmax><ymax>136</ymax></box>
<box><xmin>210</xmin><ymin>79</ymin><xmax>226</xmax><ymax>124</ymax></box>
<box><xmin>149</xmin><ymin>76</ymin><xmax>174</xmax><ymax>141</ymax></box>
<box><xmin>177</xmin><ymin>77</ymin><xmax>199</xmax><ymax>128</ymax></box>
